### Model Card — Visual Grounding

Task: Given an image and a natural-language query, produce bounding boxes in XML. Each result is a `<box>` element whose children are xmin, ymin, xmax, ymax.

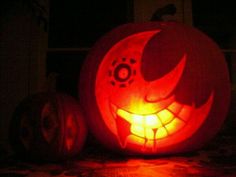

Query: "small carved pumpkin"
<box><xmin>79</xmin><ymin>22</ymin><xmax>230</xmax><ymax>155</ymax></box>
<box><xmin>10</xmin><ymin>92</ymin><xmax>87</xmax><ymax>160</ymax></box>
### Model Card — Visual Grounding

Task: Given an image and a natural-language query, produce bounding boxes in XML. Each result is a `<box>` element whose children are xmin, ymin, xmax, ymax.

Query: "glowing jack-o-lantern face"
<box><xmin>80</xmin><ymin>22</ymin><xmax>230</xmax><ymax>155</ymax></box>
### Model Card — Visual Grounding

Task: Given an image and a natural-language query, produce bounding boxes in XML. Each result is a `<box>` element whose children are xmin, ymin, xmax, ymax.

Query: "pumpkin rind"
<box><xmin>79</xmin><ymin>22</ymin><xmax>230</xmax><ymax>155</ymax></box>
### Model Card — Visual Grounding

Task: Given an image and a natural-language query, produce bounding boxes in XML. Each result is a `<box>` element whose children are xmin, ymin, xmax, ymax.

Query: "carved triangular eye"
<box><xmin>41</xmin><ymin>102</ymin><xmax>59</xmax><ymax>143</ymax></box>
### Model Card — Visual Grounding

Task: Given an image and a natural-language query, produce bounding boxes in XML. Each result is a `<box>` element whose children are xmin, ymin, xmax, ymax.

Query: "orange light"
<box><xmin>65</xmin><ymin>114</ymin><xmax>77</xmax><ymax>151</ymax></box>
<box><xmin>131</xmin><ymin>125</ymin><xmax>145</xmax><ymax>137</ymax></box>
<box><xmin>168</xmin><ymin>101</ymin><xmax>182</xmax><ymax>114</ymax></box>
<box><xmin>165</xmin><ymin>118</ymin><xmax>185</xmax><ymax>135</ymax></box>
<box><xmin>178</xmin><ymin>105</ymin><xmax>193</xmax><ymax>121</ymax></box>
<box><xmin>117</xmin><ymin>109</ymin><xmax>133</xmax><ymax>122</ymax></box>
<box><xmin>118</xmin><ymin>67</ymin><xmax>129</xmax><ymax>80</ymax></box>
<box><xmin>127</xmin><ymin>135</ymin><xmax>145</xmax><ymax>145</ymax></box>
<box><xmin>156</xmin><ymin>127</ymin><xmax>168</xmax><ymax>139</ymax></box>
<box><xmin>81</xmin><ymin>20</ymin><xmax>228</xmax><ymax>155</ymax></box>
<box><xmin>145</xmin><ymin>128</ymin><xmax>154</xmax><ymax>139</ymax></box>
<box><xmin>158</xmin><ymin>109</ymin><xmax>174</xmax><ymax>124</ymax></box>
<box><xmin>116</xmin><ymin>106</ymin><xmax>187</xmax><ymax>141</ymax></box>
<box><xmin>145</xmin><ymin>115</ymin><xmax>162</xmax><ymax>128</ymax></box>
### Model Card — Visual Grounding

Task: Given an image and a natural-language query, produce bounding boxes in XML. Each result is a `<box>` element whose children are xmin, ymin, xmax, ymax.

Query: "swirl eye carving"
<box><xmin>109</xmin><ymin>57</ymin><xmax>137</xmax><ymax>87</ymax></box>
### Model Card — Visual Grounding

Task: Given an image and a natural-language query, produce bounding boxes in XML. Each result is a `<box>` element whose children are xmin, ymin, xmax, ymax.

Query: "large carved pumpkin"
<box><xmin>79</xmin><ymin>22</ymin><xmax>230</xmax><ymax>155</ymax></box>
<box><xmin>10</xmin><ymin>92</ymin><xmax>87</xmax><ymax>161</ymax></box>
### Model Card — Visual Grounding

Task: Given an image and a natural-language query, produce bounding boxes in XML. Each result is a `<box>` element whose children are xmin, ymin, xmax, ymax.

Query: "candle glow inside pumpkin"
<box><xmin>95</xmin><ymin>30</ymin><xmax>214</xmax><ymax>152</ymax></box>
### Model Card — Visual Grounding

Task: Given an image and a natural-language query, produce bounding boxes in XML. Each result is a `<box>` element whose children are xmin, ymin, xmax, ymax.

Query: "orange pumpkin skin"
<box><xmin>10</xmin><ymin>92</ymin><xmax>87</xmax><ymax>161</ymax></box>
<box><xmin>79</xmin><ymin>22</ymin><xmax>230</xmax><ymax>155</ymax></box>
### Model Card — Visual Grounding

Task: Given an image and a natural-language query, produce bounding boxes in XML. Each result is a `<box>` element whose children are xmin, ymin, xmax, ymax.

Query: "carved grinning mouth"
<box><xmin>111</xmin><ymin>99</ymin><xmax>194</xmax><ymax>152</ymax></box>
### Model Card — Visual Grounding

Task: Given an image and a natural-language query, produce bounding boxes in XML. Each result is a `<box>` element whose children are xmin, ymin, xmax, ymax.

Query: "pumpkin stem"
<box><xmin>150</xmin><ymin>3</ymin><xmax>176</xmax><ymax>21</ymax></box>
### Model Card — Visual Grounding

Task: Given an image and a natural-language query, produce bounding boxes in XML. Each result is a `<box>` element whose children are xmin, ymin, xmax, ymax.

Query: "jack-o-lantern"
<box><xmin>79</xmin><ymin>22</ymin><xmax>230</xmax><ymax>155</ymax></box>
<box><xmin>10</xmin><ymin>92</ymin><xmax>87</xmax><ymax>161</ymax></box>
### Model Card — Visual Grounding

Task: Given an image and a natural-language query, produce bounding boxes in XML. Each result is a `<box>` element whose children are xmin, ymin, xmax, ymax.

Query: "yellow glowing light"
<box><xmin>165</xmin><ymin>118</ymin><xmax>185</xmax><ymax>135</ymax></box>
<box><xmin>145</xmin><ymin>115</ymin><xmax>162</xmax><ymax>128</ymax></box>
<box><xmin>145</xmin><ymin>139</ymin><xmax>155</xmax><ymax>149</ymax></box>
<box><xmin>168</xmin><ymin>101</ymin><xmax>182</xmax><ymax>114</ymax></box>
<box><xmin>131</xmin><ymin>125</ymin><xmax>145</xmax><ymax>137</ymax></box>
<box><xmin>145</xmin><ymin>128</ymin><xmax>154</xmax><ymax>139</ymax></box>
<box><xmin>128</xmin><ymin>135</ymin><xmax>145</xmax><ymax>145</ymax></box>
<box><xmin>117</xmin><ymin>109</ymin><xmax>132</xmax><ymax>122</ymax></box>
<box><xmin>157</xmin><ymin>109</ymin><xmax>174</xmax><ymax>124</ymax></box>
<box><xmin>117</xmin><ymin>107</ymin><xmax>187</xmax><ymax>141</ymax></box>
<box><xmin>132</xmin><ymin>115</ymin><xmax>143</xmax><ymax>125</ymax></box>
<box><xmin>155</xmin><ymin>127</ymin><xmax>168</xmax><ymax>139</ymax></box>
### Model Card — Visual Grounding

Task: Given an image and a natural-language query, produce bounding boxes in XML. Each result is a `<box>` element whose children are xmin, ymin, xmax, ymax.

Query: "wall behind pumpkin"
<box><xmin>0</xmin><ymin>0</ymin><xmax>48</xmax><ymax>151</ymax></box>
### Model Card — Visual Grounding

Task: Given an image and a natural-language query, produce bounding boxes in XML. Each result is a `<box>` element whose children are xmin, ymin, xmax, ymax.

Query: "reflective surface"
<box><xmin>0</xmin><ymin>131</ymin><xmax>235</xmax><ymax>177</ymax></box>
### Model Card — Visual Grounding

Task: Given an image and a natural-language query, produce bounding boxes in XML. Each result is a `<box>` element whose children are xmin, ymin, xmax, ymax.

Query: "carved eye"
<box><xmin>109</xmin><ymin>58</ymin><xmax>137</xmax><ymax>87</ymax></box>
<box><xmin>41</xmin><ymin>102</ymin><xmax>59</xmax><ymax>143</ymax></box>
<box><xmin>114</xmin><ymin>63</ymin><xmax>131</xmax><ymax>82</ymax></box>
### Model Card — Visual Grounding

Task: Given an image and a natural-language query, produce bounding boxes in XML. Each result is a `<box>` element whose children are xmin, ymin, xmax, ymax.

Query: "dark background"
<box><xmin>48</xmin><ymin>0</ymin><xmax>236</xmax><ymax>48</ymax></box>
<box><xmin>47</xmin><ymin>0</ymin><xmax>236</xmax><ymax>97</ymax></box>
<box><xmin>47</xmin><ymin>0</ymin><xmax>133</xmax><ymax>97</ymax></box>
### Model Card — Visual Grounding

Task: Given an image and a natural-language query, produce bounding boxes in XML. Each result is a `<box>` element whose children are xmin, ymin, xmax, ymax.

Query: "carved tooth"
<box><xmin>117</xmin><ymin>109</ymin><xmax>133</xmax><ymax>123</ymax></box>
<box><xmin>132</xmin><ymin>115</ymin><xmax>144</xmax><ymax>125</ymax></box>
<box><xmin>127</xmin><ymin>135</ymin><xmax>145</xmax><ymax>146</ymax></box>
<box><xmin>157</xmin><ymin>109</ymin><xmax>174</xmax><ymax>124</ymax></box>
<box><xmin>178</xmin><ymin>105</ymin><xmax>193</xmax><ymax>122</ymax></box>
<box><xmin>144</xmin><ymin>114</ymin><xmax>162</xmax><ymax>128</ymax></box>
<box><xmin>165</xmin><ymin>118</ymin><xmax>185</xmax><ymax>135</ymax></box>
<box><xmin>145</xmin><ymin>128</ymin><xmax>154</xmax><ymax>139</ymax></box>
<box><xmin>155</xmin><ymin>127</ymin><xmax>168</xmax><ymax>139</ymax></box>
<box><xmin>168</xmin><ymin>101</ymin><xmax>183</xmax><ymax>115</ymax></box>
<box><xmin>131</xmin><ymin>125</ymin><xmax>145</xmax><ymax>138</ymax></box>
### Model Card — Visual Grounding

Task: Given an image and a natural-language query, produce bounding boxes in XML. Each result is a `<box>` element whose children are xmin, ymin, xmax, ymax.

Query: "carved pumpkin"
<box><xmin>79</xmin><ymin>22</ymin><xmax>230</xmax><ymax>155</ymax></box>
<box><xmin>10</xmin><ymin>92</ymin><xmax>87</xmax><ymax>161</ymax></box>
